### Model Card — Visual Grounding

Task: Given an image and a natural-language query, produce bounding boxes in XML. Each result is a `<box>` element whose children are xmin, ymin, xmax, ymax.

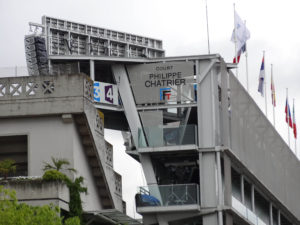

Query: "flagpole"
<box><xmin>245</xmin><ymin>20</ymin><xmax>249</xmax><ymax>92</ymax></box>
<box><xmin>233</xmin><ymin>3</ymin><xmax>238</xmax><ymax>78</ymax></box>
<box><xmin>271</xmin><ymin>64</ymin><xmax>275</xmax><ymax>127</ymax></box>
<box><xmin>264</xmin><ymin>51</ymin><xmax>268</xmax><ymax>117</ymax></box>
<box><xmin>294</xmin><ymin>98</ymin><xmax>297</xmax><ymax>157</ymax></box>
<box><xmin>205</xmin><ymin>0</ymin><xmax>211</xmax><ymax>54</ymax></box>
<box><xmin>287</xmin><ymin>88</ymin><xmax>290</xmax><ymax>147</ymax></box>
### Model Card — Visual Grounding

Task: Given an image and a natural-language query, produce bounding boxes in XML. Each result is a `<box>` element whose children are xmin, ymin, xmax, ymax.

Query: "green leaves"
<box><xmin>43</xmin><ymin>157</ymin><xmax>77</xmax><ymax>174</ymax></box>
<box><xmin>0</xmin><ymin>186</ymin><xmax>62</xmax><ymax>225</ymax></box>
<box><xmin>42</xmin><ymin>170</ymin><xmax>68</xmax><ymax>182</ymax></box>
<box><xmin>42</xmin><ymin>157</ymin><xmax>87</xmax><ymax>224</ymax></box>
<box><xmin>0</xmin><ymin>186</ymin><xmax>82</xmax><ymax>225</ymax></box>
<box><xmin>0</xmin><ymin>159</ymin><xmax>16</xmax><ymax>179</ymax></box>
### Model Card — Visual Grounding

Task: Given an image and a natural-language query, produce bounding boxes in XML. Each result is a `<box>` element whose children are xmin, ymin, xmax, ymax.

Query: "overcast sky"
<box><xmin>1</xmin><ymin>0</ymin><xmax>300</xmax><ymax>218</ymax></box>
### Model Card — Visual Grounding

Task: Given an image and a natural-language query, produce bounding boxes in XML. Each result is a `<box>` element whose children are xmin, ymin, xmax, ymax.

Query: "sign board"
<box><xmin>127</xmin><ymin>62</ymin><xmax>194</xmax><ymax>104</ymax></box>
<box><xmin>94</xmin><ymin>81</ymin><xmax>119</xmax><ymax>105</ymax></box>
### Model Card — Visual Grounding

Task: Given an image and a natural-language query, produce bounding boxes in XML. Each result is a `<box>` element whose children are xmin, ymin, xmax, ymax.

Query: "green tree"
<box><xmin>0</xmin><ymin>185</ymin><xmax>62</xmax><ymax>225</ymax></box>
<box><xmin>43</xmin><ymin>157</ymin><xmax>77</xmax><ymax>173</ymax></box>
<box><xmin>0</xmin><ymin>159</ymin><xmax>16</xmax><ymax>179</ymax></box>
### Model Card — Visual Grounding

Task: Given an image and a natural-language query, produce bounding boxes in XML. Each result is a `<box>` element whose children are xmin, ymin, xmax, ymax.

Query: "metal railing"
<box><xmin>138</xmin><ymin>124</ymin><xmax>197</xmax><ymax>148</ymax></box>
<box><xmin>232</xmin><ymin>196</ymin><xmax>267</xmax><ymax>225</ymax></box>
<box><xmin>136</xmin><ymin>184</ymin><xmax>199</xmax><ymax>207</ymax></box>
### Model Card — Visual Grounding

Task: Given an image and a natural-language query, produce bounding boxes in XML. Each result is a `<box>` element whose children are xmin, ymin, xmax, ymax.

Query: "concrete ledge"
<box><xmin>0</xmin><ymin>179</ymin><xmax>69</xmax><ymax>211</ymax></box>
<box><xmin>137</xmin><ymin>204</ymin><xmax>200</xmax><ymax>214</ymax></box>
<box><xmin>138</xmin><ymin>144</ymin><xmax>198</xmax><ymax>153</ymax></box>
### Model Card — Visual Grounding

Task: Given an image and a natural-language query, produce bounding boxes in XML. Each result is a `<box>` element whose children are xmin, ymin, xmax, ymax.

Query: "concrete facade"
<box><xmin>0</xmin><ymin>74</ymin><xmax>123</xmax><ymax>213</ymax></box>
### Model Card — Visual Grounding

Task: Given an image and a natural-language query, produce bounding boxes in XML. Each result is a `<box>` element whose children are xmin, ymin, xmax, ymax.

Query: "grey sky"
<box><xmin>1</xmin><ymin>0</ymin><xmax>300</xmax><ymax>218</ymax></box>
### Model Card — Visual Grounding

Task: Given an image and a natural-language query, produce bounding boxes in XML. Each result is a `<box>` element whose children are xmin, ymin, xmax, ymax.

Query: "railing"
<box><xmin>138</xmin><ymin>125</ymin><xmax>197</xmax><ymax>148</ymax></box>
<box><xmin>136</xmin><ymin>184</ymin><xmax>199</xmax><ymax>207</ymax></box>
<box><xmin>0</xmin><ymin>73</ymin><xmax>94</xmax><ymax>103</ymax></box>
<box><xmin>232</xmin><ymin>196</ymin><xmax>267</xmax><ymax>225</ymax></box>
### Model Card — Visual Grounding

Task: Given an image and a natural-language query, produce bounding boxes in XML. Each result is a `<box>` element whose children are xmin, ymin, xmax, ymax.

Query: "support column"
<box><xmin>225</xmin><ymin>212</ymin><xmax>233</xmax><ymax>225</ymax></box>
<box><xmin>201</xmin><ymin>152</ymin><xmax>219</xmax><ymax>225</ymax></box>
<box><xmin>157</xmin><ymin>215</ymin><xmax>169</xmax><ymax>225</ymax></box>
<box><xmin>90</xmin><ymin>59</ymin><xmax>95</xmax><ymax>81</ymax></box>
<box><xmin>139</xmin><ymin>154</ymin><xmax>156</xmax><ymax>185</ymax></box>
<box><xmin>241</xmin><ymin>175</ymin><xmax>245</xmax><ymax>204</ymax></box>
<box><xmin>251</xmin><ymin>184</ymin><xmax>255</xmax><ymax>212</ymax></box>
<box><xmin>223</xmin><ymin>154</ymin><xmax>232</xmax><ymax>206</ymax></box>
<box><xmin>270</xmin><ymin>203</ymin><xmax>273</xmax><ymax>225</ymax></box>
<box><xmin>217</xmin><ymin>151</ymin><xmax>224</xmax><ymax>225</ymax></box>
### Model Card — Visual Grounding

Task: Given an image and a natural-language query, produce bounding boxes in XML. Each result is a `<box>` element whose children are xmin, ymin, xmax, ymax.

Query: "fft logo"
<box><xmin>160</xmin><ymin>88</ymin><xmax>171</xmax><ymax>101</ymax></box>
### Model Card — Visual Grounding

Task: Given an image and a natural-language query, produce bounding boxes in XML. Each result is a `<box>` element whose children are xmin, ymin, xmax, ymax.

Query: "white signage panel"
<box><xmin>127</xmin><ymin>62</ymin><xmax>194</xmax><ymax>104</ymax></box>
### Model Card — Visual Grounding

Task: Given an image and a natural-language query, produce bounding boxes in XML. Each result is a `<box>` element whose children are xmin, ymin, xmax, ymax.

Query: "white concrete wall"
<box><xmin>0</xmin><ymin>116</ymin><xmax>74</xmax><ymax>177</ymax></box>
<box><xmin>0</xmin><ymin>115</ymin><xmax>102</xmax><ymax>211</ymax></box>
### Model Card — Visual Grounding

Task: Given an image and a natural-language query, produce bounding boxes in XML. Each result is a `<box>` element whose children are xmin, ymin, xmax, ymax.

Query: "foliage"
<box><xmin>0</xmin><ymin>186</ymin><xmax>82</xmax><ymax>225</ymax></box>
<box><xmin>42</xmin><ymin>158</ymin><xmax>87</xmax><ymax>224</ymax></box>
<box><xmin>0</xmin><ymin>185</ymin><xmax>62</xmax><ymax>225</ymax></box>
<box><xmin>43</xmin><ymin>157</ymin><xmax>77</xmax><ymax>173</ymax></box>
<box><xmin>0</xmin><ymin>159</ymin><xmax>16</xmax><ymax>179</ymax></box>
<box><xmin>65</xmin><ymin>177</ymin><xmax>87</xmax><ymax>221</ymax></box>
<box><xmin>42</xmin><ymin>170</ymin><xmax>68</xmax><ymax>182</ymax></box>
<box><xmin>64</xmin><ymin>216</ymin><xmax>81</xmax><ymax>225</ymax></box>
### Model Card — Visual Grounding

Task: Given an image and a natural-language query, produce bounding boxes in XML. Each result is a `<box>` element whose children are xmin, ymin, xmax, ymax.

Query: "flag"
<box><xmin>231</xmin><ymin>10</ymin><xmax>250</xmax><ymax>63</ymax></box>
<box><xmin>258</xmin><ymin>56</ymin><xmax>265</xmax><ymax>96</ymax></box>
<box><xmin>233</xmin><ymin>43</ymin><xmax>246</xmax><ymax>63</ymax></box>
<box><xmin>285</xmin><ymin>98</ymin><xmax>293</xmax><ymax>128</ymax></box>
<box><xmin>271</xmin><ymin>73</ymin><xmax>276</xmax><ymax>106</ymax></box>
<box><xmin>293</xmin><ymin>102</ymin><xmax>297</xmax><ymax>139</ymax></box>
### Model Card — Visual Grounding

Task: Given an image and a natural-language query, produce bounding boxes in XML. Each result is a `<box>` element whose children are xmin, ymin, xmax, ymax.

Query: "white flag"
<box><xmin>231</xmin><ymin>11</ymin><xmax>250</xmax><ymax>52</ymax></box>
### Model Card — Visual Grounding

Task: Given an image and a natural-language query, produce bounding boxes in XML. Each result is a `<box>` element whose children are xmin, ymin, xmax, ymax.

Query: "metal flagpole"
<box><xmin>294</xmin><ymin>99</ymin><xmax>297</xmax><ymax>156</ymax></box>
<box><xmin>271</xmin><ymin>64</ymin><xmax>275</xmax><ymax>127</ymax></box>
<box><xmin>244</xmin><ymin>21</ymin><xmax>249</xmax><ymax>92</ymax></box>
<box><xmin>205</xmin><ymin>0</ymin><xmax>211</xmax><ymax>54</ymax></box>
<box><xmin>264</xmin><ymin>51</ymin><xmax>268</xmax><ymax>117</ymax></box>
<box><xmin>234</xmin><ymin>4</ymin><xmax>238</xmax><ymax>78</ymax></box>
<box><xmin>287</xmin><ymin>88</ymin><xmax>290</xmax><ymax>147</ymax></box>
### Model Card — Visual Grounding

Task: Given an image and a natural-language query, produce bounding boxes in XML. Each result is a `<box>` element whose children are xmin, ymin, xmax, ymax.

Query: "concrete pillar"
<box><xmin>90</xmin><ymin>60</ymin><xmax>95</xmax><ymax>81</ymax></box>
<box><xmin>203</xmin><ymin>214</ymin><xmax>219</xmax><ymax>225</ymax></box>
<box><xmin>201</xmin><ymin>152</ymin><xmax>217</xmax><ymax>207</ymax></box>
<box><xmin>157</xmin><ymin>215</ymin><xmax>169</xmax><ymax>225</ymax></box>
<box><xmin>241</xmin><ymin>175</ymin><xmax>245</xmax><ymax>204</ymax></box>
<box><xmin>251</xmin><ymin>184</ymin><xmax>255</xmax><ymax>212</ymax></box>
<box><xmin>200</xmin><ymin>152</ymin><xmax>219</xmax><ymax>225</ymax></box>
<box><xmin>223</xmin><ymin>154</ymin><xmax>232</xmax><ymax>206</ymax></box>
<box><xmin>270</xmin><ymin>203</ymin><xmax>273</xmax><ymax>225</ymax></box>
<box><xmin>225</xmin><ymin>212</ymin><xmax>233</xmax><ymax>225</ymax></box>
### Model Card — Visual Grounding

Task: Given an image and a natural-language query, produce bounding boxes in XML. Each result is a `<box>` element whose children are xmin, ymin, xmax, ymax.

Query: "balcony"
<box><xmin>138</xmin><ymin>125</ymin><xmax>198</xmax><ymax>150</ymax></box>
<box><xmin>135</xmin><ymin>184</ymin><xmax>200</xmax><ymax>213</ymax></box>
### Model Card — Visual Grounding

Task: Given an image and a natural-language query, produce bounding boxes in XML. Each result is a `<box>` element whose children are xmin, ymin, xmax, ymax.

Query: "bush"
<box><xmin>0</xmin><ymin>159</ymin><xmax>16</xmax><ymax>179</ymax></box>
<box><xmin>64</xmin><ymin>217</ymin><xmax>81</xmax><ymax>225</ymax></box>
<box><xmin>42</xmin><ymin>170</ymin><xmax>68</xmax><ymax>182</ymax></box>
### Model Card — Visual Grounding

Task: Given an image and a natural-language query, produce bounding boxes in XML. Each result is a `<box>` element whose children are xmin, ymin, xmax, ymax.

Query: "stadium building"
<box><xmin>1</xmin><ymin>16</ymin><xmax>299</xmax><ymax>225</ymax></box>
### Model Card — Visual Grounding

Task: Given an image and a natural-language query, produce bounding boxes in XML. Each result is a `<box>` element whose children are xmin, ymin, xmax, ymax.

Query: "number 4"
<box><xmin>105</xmin><ymin>85</ymin><xmax>114</xmax><ymax>104</ymax></box>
